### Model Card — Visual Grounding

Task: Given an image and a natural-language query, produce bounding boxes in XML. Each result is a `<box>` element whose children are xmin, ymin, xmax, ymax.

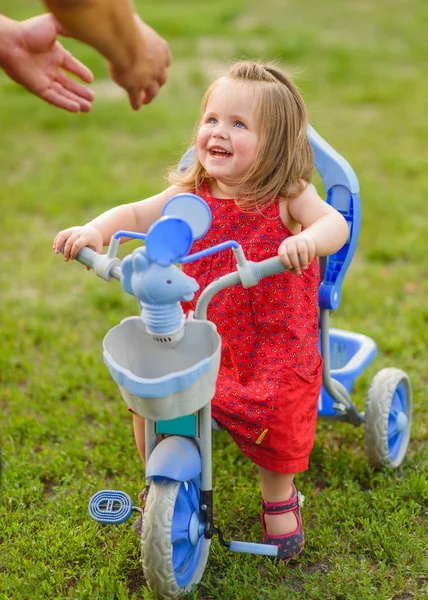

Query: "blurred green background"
<box><xmin>0</xmin><ymin>1</ymin><xmax>427</xmax><ymax>599</ymax></box>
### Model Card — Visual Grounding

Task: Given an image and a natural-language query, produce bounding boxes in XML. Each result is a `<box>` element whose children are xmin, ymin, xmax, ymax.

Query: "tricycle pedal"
<box><xmin>88</xmin><ymin>490</ymin><xmax>134</xmax><ymax>525</ymax></box>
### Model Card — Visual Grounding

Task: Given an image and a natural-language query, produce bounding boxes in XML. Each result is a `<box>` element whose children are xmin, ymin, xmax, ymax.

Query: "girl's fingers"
<box><xmin>279</xmin><ymin>237</ymin><xmax>316</xmax><ymax>274</ymax></box>
<box><xmin>278</xmin><ymin>247</ymin><xmax>291</xmax><ymax>269</ymax></box>
<box><xmin>53</xmin><ymin>234</ymin><xmax>62</xmax><ymax>252</ymax></box>
<box><xmin>53</xmin><ymin>230</ymin><xmax>71</xmax><ymax>253</ymax></box>
<box><xmin>279</xmin><ymin>245</ymin><xmax>301</xmax><ymax>273</ymax></box>
<box><xmin>94</xmin><ymin>241</ymin><xmax>103</xmax><ymax>254</ymax></box>
<box><xmin>286</xmin><ymin>246</ymin><xmax>300</xmax><ymax>272</ymax></box>
<box><xmin>54</xmin><ymin>227</ymin><xmax>102</xmax><ymax>261</ymax></box>
<box><xmin>63</xmin><ymin>233</ymin><xmax>81</xmax><ymax>259</ymax></box>
<box><xmin>70</xmin><ymin>238</ymin><xmax>88</xmax><ymax>259</ymax></box>
<box><xmin>281</xmin><ymin>238</ymin><xmax>316</xmax><ymax>272</ymax></box>
<box><xmin>296</xmin><ymin>241</ymin><xmax>309</xmax><ymax>269</ymax></box>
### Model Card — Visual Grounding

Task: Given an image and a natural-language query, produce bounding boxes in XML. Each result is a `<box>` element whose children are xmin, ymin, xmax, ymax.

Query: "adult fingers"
<box><xmin>165</xmin><ymin>45</ymin><xmax>172</xmax><ymax>68</ymax></box>
<box><xmin>50</xmin><ymin>80</ymin><xmax>92</xmax><ymax>112</ymax></box>
<box><xmin>52</xmin><ymin>15</ymin><xmax>69</xmax><ymax>38</ymax></box>
<box><xmin>128</xmin><ymin>80</ymin><xmax>160</xmax><ymax>109</ymax></box>
<box><xmin>40</xmin><ymin>87</ymin><xmax>81</xmax><ymax>112</ymax></box>
<box><xmin>51</xmin><ymin>80</ymin><xmax>88</xmax><ymax>105</ymax></box>
<box><xmin>61</xmin><ymin>48</ymin><xmax>94</xmax><ymax>83</ymax></box>
<box><xmin>128</xmin><ymin>88</ymin><xmax>145</xmax><ymax>111</ymax></box>
<box><xmin>56</xmin><ymin>70</ymin><xmax>95</xmax><ymax>103</ymax></box>
<box><xmin>157</xmin><ymin>67</ymin><xmax>168</xmax><ymax>88</ymax></box>
<box><xmin>141</xmin><ymin>81</ymin><xmax>160</xmax><ymax>105</ymax></box>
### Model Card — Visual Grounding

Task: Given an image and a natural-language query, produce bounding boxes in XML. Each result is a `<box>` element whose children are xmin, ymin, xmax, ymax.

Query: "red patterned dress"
<box><xmin>181</xmin><ymin>184</ymin><xmax>322</xmax><ymax>473</ymax></box>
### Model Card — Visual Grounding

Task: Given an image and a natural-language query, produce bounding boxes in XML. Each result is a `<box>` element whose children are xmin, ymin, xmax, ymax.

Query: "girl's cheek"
<box><xmin>196</xmin><ymin>129</ymin><xmax>208</xmax><ymax>149</ymax></box>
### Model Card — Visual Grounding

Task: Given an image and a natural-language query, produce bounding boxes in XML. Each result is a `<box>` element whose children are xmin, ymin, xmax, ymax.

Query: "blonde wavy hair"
<box><xmin>169</xmin><ymin>61</ymin><xmax>313</xmax><ymax>212</ymax></box>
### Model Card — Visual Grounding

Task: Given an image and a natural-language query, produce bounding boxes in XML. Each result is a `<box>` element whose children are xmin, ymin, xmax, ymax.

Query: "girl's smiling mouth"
<box><xmin>209</xmin><ymin>146</ymin><xmax>232</xmax><ymax>158</ymax></box>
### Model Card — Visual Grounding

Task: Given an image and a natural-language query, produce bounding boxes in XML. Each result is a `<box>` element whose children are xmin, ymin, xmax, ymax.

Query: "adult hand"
<box><xmin>109</xmin><ymin>15</ymin><xmax>171</xmax><ymax>110</ymax></box>
<box><xmin>0</xmin><ymin>13</ymin><xmax>94</xmax><ymax>112</ymax></box>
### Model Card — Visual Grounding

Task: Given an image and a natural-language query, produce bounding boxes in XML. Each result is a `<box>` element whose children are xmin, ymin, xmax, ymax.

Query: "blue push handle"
<box><xmin>229</xmin><ymin>540</ymin><xmax>279</xmax><ymax>557</ymax></box>
<box><xmin>308</xmin><ymin>125</ymin><xmax>361</xmax><ymax>310</ymax></box>
<box><xmin>88</xmin><ymin>490</ymin><xmax>135</xmax><ymax>525</ymax></box>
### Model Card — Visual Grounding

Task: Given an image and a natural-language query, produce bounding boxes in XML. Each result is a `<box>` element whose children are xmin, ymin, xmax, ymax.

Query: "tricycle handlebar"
<box><xmin>74</xmin><ymin>247</ymin><xmax>122</xmax><ymax>281</ymax></box>
<box><xmin>73</xmin><ymin>244</ymin><xmax>287</xmax><ymax>294</ymax></box>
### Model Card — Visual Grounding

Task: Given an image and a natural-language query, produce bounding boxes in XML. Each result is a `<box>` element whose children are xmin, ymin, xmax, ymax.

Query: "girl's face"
<box><xmin>196</xmin><ymin>79</ymin><xmax>259</xmax><ymax>195</ymax></box>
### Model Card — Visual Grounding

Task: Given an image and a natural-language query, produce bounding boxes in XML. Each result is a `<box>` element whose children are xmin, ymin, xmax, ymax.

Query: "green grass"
<box><xmin>1</xmin><ymin>0</ymin><xmax>427</xmax><ymax>598</ymax></box>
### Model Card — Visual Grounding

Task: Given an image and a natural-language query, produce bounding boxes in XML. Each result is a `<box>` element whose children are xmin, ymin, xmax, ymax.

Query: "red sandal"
<box><xmin>262</xmin><ymin>484</ymin><xmax>305</xmax><ymax>561</ymax></box>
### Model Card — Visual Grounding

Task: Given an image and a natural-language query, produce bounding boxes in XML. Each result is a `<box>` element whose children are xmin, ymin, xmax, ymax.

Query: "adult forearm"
<box><xmin>44</xmin><ymin>0</ymin><xmax>145</xmax><ymax>71</ymax></box>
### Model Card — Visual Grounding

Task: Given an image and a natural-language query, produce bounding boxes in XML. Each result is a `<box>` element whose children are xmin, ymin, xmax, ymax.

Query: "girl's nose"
<box><xmin>212</xmin><ymin>123</ymin><xmax>228</xmax><ymax>139</ymax></box>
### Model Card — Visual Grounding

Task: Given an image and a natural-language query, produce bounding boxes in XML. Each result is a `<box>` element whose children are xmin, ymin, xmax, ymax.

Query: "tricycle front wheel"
<box><xmin>141</xmin><ymin>478</ymin><xmax>210</xmax><ymax>599</ymax></box>
<box><xmin>364</xmin><ymin>368</ymin><xmax>412</xmax><ymax>468</ymax></box>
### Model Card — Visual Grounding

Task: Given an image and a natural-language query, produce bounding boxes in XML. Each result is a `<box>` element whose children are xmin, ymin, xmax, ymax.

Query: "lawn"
<box><xmin>0</xmin><ymin>0</ymin><xmax>427</xmax><ymax>599</ymax></box>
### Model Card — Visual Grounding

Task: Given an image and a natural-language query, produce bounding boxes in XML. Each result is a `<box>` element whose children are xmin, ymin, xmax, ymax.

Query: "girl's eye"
<box><xmin>234</xmin><ymin>120</ymin><xmax>246</xmax><ymax>129</ymax></box>
<box><xmin>207</xmin><ymin>117</ymin><xmax>217</xmax><ymax>124</ymax></box>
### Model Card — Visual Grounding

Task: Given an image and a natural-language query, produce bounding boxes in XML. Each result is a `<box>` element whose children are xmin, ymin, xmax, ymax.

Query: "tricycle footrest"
<box><xmin>229</xmin><ymin>540</ymin><xmax>278</xmax><ymax>557</ymax></box>
<box><xmin>88</xmin><ymin>490</ymin><xmax>134</xmax><ymax>525</ymax></box>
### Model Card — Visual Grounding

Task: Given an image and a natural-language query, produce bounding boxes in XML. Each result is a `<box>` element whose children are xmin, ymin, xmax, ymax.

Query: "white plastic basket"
<box><xmin>103</xmin><ymin>316</ymin><xmax>221</xmax><ymax>421</ymax></box>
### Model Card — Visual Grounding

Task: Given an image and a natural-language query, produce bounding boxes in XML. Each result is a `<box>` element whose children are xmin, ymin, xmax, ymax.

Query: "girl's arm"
<box><xmin>278</xmin><ymin>184</ymin><xmax>349</xmax><ymax>274</ymax></box>
<box><xmin>88</xmin><ymin>185</ymin><xmax>182</xmax><ymax>241</ymax></box>
<box><xmin>53</xmin><ymin>185</ymin><xmax>182</xmax><ymax>260</ymax></box>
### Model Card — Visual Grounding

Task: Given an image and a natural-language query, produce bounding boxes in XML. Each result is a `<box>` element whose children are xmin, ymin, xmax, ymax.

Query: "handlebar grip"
<box><xmin>61</xmin><ymin>245</ymin><xmax>122</xmax><ymax>281</ymax></box>
<box><xmin>251</xmin><ymin>255</ymin><xmax>287</xmax><ymax>280</ymax></box>
<box><xmin>74</xmin><ymin>246</ymin><xmax>102</xmax><ymax>270</ymax></box>
<box><xmin>60</xmin><ymin>243</ymin><xmax>99</xmax><ymax>268</ymax></box>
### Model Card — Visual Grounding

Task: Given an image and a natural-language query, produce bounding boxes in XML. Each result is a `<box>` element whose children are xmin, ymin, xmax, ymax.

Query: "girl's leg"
<box><xmin>131</xmin><ymin>413</ymin><xmax>147</xmax><ymax>535</ymax></box>
<box><xmin>133</xmin><ymin>412</ymin><xmax>146</xmax><ymax>464</ymax></box>
<box><xmin>258</xmin><ymin>466</ymin><xmax>297</xmax><ymax>535</ymax></box>
<box><xmin>132</xmin><ymin>413</ymin><xmax>167</xmax><ymax>465</ymax></box>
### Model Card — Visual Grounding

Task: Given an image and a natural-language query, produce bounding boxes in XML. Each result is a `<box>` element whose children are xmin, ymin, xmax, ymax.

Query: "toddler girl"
<box><xmin>54</xmin><ymin>61</ymin><xmax>349</xmax><ymax>561</ymax></box>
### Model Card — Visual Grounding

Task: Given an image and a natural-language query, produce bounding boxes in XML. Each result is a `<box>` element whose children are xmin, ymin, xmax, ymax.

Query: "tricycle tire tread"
<box><xmin>364</xmin><ymin>367</ymin><xmax>412</xmax><ymax>468</ymax></box>
<box><xmin>141</xmin><ymin>479</ymin><xmax>182</xmax><ymax>599</ymax></box>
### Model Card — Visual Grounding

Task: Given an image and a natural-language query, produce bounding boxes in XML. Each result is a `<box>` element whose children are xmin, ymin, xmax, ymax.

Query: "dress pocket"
<box><xmin>211</xmin><ymin>371</ymin><xmax>276</xmax><ymax>446</ymax></box>
<box><xmin>267</xmin><ymin>360</ymin><xmax>323</xmax><ymax>453</ymax></box>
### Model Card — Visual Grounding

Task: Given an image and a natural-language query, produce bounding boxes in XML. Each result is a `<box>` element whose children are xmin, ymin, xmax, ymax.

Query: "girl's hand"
<box><xmin>53</xmin><ymin>225</ymin><xmax>103</xmax><ymax>260</ymax></box>
<box><xmin>278</xmin><ymin>234</ymin><xmax>316</xmax><ymax>275</ymax></box>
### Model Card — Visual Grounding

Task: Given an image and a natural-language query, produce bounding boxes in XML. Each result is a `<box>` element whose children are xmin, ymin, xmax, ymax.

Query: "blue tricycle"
<box><xmin>68</xmin><ymin>127</ymin><xmax>412</xmax><ymax>599</ymax></box>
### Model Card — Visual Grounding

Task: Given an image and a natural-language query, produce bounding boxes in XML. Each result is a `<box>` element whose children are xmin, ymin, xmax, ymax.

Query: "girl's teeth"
<box><xmin>211</xmin><ymin>149</ymin><xmax>231</xmax><ymax>156</ymax></box>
